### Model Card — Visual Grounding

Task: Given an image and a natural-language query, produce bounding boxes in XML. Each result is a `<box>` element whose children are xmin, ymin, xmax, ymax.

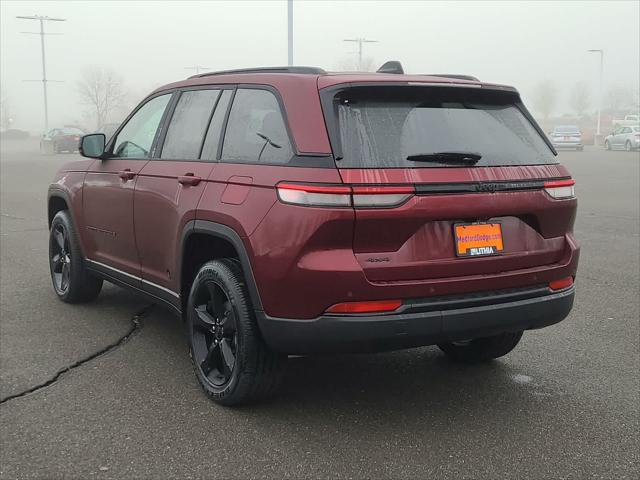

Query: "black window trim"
<box><xmin>153</xmin><ymin>85</ymin><xmax>236</xmax><ymax>163</ymax></box>
<box><xmin>216</xmin><ymin>84</ymin><xmax>336</xmax><ymax>168</ymax></box>
<box><xmin>106</xmin><ymin>83</ymin><xmax>335</xmax><ymax>168</ymax></box>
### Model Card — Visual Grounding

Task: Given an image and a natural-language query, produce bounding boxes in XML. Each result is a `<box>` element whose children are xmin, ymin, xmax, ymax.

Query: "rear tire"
<box><xmin>187</xmin><ymin>259</ymin><xmax>286</xmax><ymax>406</ymax></box>
<box><xmin>49</xmin><ymin>210</ymin><xmax>103</xmax><ymax>303</ymax></box>
<box><xmin>438</xmin><ymin>331</ymin><xmax>523</xmax><ymax>363</ymax></box>
<box><xmin>625</xmin><ymin>141</ymin><xmax>632</xmax><ymax>152</ymax></box>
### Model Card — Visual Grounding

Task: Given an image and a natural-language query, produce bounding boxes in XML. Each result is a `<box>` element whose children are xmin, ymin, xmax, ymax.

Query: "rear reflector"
<box><xmin>326</xmin><ymin>299</ymin><xmax>402</xmax><ymax>314</ymax></box>
<box><xmin>276</xmin><ymin>182</ymin><xmax>415</xmax><ymax>208</ymax></box>
<box><xmin>544</xmin><ymin>179</ymin><xmax>575</xmax><ymax>199</ymax></box>
<box><xmin>549</xmin><ymin>276</ymin><xmax>573</xmax><ymax>291</ymax></box>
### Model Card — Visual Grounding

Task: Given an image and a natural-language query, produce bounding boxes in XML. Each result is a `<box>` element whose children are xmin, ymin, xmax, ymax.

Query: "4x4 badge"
<box><xmin>475</xmin><ymin>183</ymin><xmax>498</xmax><ymax>193</ymax></box>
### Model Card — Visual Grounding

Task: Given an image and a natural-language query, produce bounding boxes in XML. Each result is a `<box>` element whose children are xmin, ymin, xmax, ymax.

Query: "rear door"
<box><xmin>323</xmin><ymin>85</ymin><xmax>576</xmax><ymax>283</ymax></box>
<box><xmin>134</xmin><ymin>88</ymin><xmax>232</xmax><ymax>301</ymax></box>
<box><xmin>83</xmin><ymin>93</ymin><xmax>172</xmax><ymax>278</ymax></box>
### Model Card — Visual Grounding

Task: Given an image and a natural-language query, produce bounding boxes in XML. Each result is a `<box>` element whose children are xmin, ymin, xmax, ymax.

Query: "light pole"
<box><xmin>343</xmin><ymin>37</ymin><xmax>378</xmax><ymax>71</ymax></box>
<box><xmin>17</xmin><ymin>15</ymin><xmax>66</xmax><ymax>133</ymax></box>
<box><xmin>587</xmin><ymin>49</ymin><xmax>604</xmax><ymax>141</ymax></box>
<box><xmin>287</xmin><ymin>0</ymin><xmax>293</xmax><ymax>66</ymax></box>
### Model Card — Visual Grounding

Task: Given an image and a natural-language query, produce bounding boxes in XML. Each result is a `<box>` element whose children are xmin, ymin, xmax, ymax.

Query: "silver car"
<box><xmin>605</xmin><ymin>125</ymin><xmax>640</xmax><ymax>151</ymax></box>
<box><xmin>549</xmin><ymin>125</ymin><xmax>583</xmax><ymax>151</ymax></box>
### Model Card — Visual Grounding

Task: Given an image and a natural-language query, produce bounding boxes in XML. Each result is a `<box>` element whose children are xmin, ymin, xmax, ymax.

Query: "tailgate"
<box><xmin>341</xmin><ymin>166</ymin><xmax>576</xmax><ymax>283</ymax></box>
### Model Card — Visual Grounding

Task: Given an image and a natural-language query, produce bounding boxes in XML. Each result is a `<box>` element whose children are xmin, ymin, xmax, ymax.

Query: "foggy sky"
<box><xmin>1</xmin><ymin>0</ymin><xmax>639</xmax><ymax>133</ymax></box>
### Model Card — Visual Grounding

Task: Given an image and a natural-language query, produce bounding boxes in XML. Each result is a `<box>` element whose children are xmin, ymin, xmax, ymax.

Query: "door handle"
<box><xmin>178</xmin><ymin>173</ymin><xmax>202</xmax><ymax>186</ymax></box>
<box><xmin>118</xmin><ymin>169</ymin><xmax>136</xmax><ymax>181</ymax></box>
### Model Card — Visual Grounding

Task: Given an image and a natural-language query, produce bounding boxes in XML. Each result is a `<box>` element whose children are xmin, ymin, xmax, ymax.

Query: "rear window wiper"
<box><xmin>406</xmin><ymin>151</ymin><xmax>482</xmax><ymax>164</ymax></box>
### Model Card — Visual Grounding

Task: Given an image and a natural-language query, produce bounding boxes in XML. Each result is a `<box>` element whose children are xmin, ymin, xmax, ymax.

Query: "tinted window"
<box><xmin>113</xmin><ymin>94</ymin><xmax>171</xmax><ymax>158</ymax></box>
<box><xmin>221</xmin><ymin>89</ymin><xmax>293</xmax><ymax>164</ymax></box>
<box><xmin>332</xmin><ymin>87</ymin><xmax>555</xmax><ymax>168</ymax></box>
<box><xmin>161</xmin><ymin>89</ymin><xmax>220</xmax><ymax>160</ymax></box>
<box><xmin>200</xmin><ymin>90</ymin><xmax>233</xmax><ymax>161</ymax></box>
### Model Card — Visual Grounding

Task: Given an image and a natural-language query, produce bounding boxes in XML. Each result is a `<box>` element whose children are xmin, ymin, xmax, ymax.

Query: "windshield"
<box><xmin>330</xmin><ymin>86</ymin><xmax>556</xmax><ymax>168</ymax></box>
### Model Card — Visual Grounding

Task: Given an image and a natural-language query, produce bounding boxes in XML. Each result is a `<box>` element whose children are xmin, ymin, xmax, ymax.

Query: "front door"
<box><xmin>82</xmin><ymin>93</ymin><xmax>172</xmax><ymax>279</ymax></box>
<box><xmin>134</xmin><ymin>88</ymin><xmax>233</xmax><ymax>302</ymax></box>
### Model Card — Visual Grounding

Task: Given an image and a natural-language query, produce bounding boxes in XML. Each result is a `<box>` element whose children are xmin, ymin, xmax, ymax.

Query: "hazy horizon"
<box><xmin>1</xmin><ymin>0</ymin><xmax>639</xmax><ymax>133</ymax></box>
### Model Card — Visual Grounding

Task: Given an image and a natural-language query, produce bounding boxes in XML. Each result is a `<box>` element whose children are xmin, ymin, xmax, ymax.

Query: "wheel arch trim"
<box><xmin>179</xmin><ymin>220</ymin><xmax>263</xmax><ymax>312</ymax></box>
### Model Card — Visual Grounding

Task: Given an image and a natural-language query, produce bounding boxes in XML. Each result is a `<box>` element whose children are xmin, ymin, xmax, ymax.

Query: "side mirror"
<box><xmin>79</xmin><ymin>133</ymin><xmax>106</xmax><ymax>159</ymax></box>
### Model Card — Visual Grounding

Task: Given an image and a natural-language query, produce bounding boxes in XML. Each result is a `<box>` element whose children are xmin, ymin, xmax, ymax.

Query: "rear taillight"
<box><xmin>544</xmin><ymin>179</ymin><xmax>575</xmax><ymax>199</ymax></box>
<box><xmin>351</xmin><ymin>185</ymin><xmax>415</xmax><ymax>208</ymax></box>
<box><xmin>276</xmin><ymin>183</ymin><xmax>415</xmax><ymax>208</ymax></box>
<box><xmin>326</xmin><ymin>299</ymin><xmax>402</xmax><ymax>314</ymax></box>
<box><xmin>276</xmin><ymin>183</ymin><xmax>351</xmax><ymax>207</ymax></box>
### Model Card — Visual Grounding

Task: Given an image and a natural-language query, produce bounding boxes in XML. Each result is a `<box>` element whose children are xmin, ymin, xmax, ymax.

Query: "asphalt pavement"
<box><xmin>0</xmin><ymin>140</ymin><xmax>638</xmax><ymax>479</ymax></box>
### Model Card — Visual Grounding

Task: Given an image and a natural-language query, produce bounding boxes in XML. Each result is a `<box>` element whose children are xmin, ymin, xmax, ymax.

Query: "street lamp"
<box><xmin>587</xmin><ymin>49</ymin><xmax>604</xmax><ymax>141</ymax></box>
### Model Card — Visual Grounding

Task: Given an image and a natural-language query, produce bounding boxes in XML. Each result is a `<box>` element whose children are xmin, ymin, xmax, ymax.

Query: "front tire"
<box><xmin>49</xmin><ymin>210</ymin><xmax>103</xmax><ymax>303</ymax></box>
<box><xmin>605</xmin><ymin>140</ymin><xmax>611</xmax><ymax>151</ymax></box>
<box><xmin>187</xmin><ymin>259</ymin><xmax>286</xmax><ymax>406</ymax></box>
<box><xmin>438</xmin><ymin>331</ymin><xmax>523</xmax><ymax>363</ymax></box>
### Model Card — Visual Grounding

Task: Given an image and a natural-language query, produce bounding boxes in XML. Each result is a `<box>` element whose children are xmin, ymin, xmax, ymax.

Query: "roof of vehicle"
<box><xmin>151</xmin><ymin>65</ymin><xmax>519</xmax><ymax>155</ymax></box>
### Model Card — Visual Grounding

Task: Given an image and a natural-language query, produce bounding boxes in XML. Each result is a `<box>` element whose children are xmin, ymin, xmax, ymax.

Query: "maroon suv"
<box><xmin>47</xmin><ymin>64</ymin><xmax>579</xmax><ymax>405</ymax></box>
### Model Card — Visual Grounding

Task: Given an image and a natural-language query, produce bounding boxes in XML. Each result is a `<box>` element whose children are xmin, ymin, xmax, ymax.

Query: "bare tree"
<box><xmin>569</xmin><ymin>81</ymin><xmax>590</xmax><ymax>117</ymax></box>
<box><xmin>77</xmin><ymin>67</ymin><xmax>127</xmax><ymax>130</ymax></box>
<box><xmin>531</xmin><ymin>80</ymin><xmax>557</xmax><ymax>120</ymax></box>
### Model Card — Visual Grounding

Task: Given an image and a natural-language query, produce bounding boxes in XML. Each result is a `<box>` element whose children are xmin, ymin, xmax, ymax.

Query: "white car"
<box><xmin>604</xmin><ymin>125</ymin><xmax>639</xmax><ymax>151</ymax></box>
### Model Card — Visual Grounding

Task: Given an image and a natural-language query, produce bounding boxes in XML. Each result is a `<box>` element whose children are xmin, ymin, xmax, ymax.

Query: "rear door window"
<box><xmin>329</xmin><ymin>86</ymin><xmax>556</xmax><ymax>168</ymax></box>
<box><xmin>221</xmin><ymin>89</ymin><xmax>293</xmax><ymax>164</ymax></box>
<box><xmin>160</xmin><ymin>89</ymin><xmax>220</xmax><ymax>160</ymax></box>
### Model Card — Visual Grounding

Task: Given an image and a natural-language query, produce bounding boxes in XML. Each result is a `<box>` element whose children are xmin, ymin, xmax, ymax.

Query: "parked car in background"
<box><xmin>604</xmin><ymin>125</ymin><xmax>640</xmax><ymax>151</ymax></box>
<box><xmin>40</xmin><ymin>126</ymin><xmax>85</xmax><ymax>154</ymax></box>
<box><xmin>549</xmin><ymin>125</ymin><xmax>583</xmax><ymax>151</ymax></box>
<box><xmin>612</xmin><ymin>114</ymin><xmax>639</xmax><ymax>128</ymax></box>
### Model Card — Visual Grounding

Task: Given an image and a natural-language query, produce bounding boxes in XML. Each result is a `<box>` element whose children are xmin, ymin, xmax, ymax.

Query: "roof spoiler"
<box><xmin>429</xmin><ymin>74</ymin><xmax>480</xmax><ymax>81</ymax></box>
<box><xmin>376</xmin><ymin>61</ymin><xmax>404</xmax><ymax>74</ymax></box>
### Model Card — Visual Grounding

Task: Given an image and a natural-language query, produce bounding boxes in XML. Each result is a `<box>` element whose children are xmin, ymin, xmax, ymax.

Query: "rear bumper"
<box><xmin>258</xmin><ymin>285</ymin><xmax>575</xmax><ymax>354</ymax></box>
<box><xmin>552</xmin><ymin>142</ymin><xmax>582</xmax><ymax>149</ymax></box>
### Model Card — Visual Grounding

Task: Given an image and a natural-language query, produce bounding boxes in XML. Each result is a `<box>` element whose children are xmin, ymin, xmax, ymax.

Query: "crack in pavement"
<box><xmin>0</xmin><ymin>304</ymin><xmax>155</xmax><ymax>405</ymax></box>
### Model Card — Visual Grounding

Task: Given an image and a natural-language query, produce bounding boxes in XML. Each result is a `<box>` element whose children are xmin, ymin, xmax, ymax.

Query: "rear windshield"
<box><xmin>328</xmin><ymin>86</ymin><xmax>556</xmax><ymax>168</ymax></box>
<box><xmin>554</xmin><ymin>125</ymin><xmax>580</xmax><ymax>134</ymax></box>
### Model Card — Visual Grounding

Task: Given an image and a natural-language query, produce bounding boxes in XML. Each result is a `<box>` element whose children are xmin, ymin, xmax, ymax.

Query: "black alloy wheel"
<box><xmin>187</xmin><ymin>259</ymin><xmax>286</xmax><ymax>406</ymax></box>
<box><xmin>48</xmin><ymin>210</ymin><xmax>103</xmax><ymax>303</ymax></box>
<box><xmin>191</xmin><ymin>278</ymin><xmax>238</xmax><ymax>387</ymax></box>
<box><xmin>50</xmin><ymin>223</ymin><xmax>71</xmax><ymax>295</ymax></box>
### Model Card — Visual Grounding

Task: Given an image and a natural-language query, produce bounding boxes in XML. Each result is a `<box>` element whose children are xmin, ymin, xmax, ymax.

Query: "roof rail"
<box><xmin>428</xmin><ymin>74</ymin><xmax>480</xmax><ymax>81</ymax></box>
<box><xmin>190</xmin><ymin>66</ymin><xmax>327</xmax><ymax>79</ymax></box>
<box><xmin>376</xmin><ymin>61</ymin><xmax>404</xmax><ymax>74</ymax></box>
